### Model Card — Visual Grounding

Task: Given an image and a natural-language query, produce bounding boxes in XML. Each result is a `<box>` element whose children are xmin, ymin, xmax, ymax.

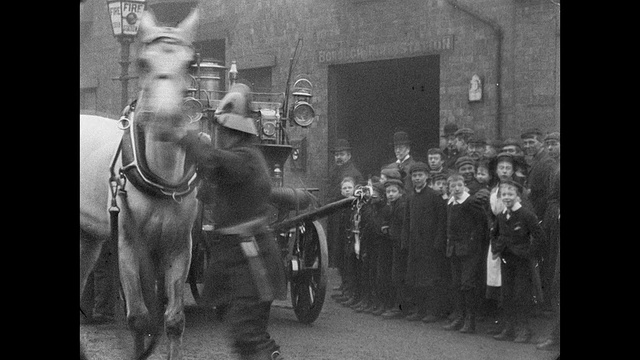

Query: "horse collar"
<box><xmin>118</xmin><ymin>101</ymin><xmax>198</xmax><ymax>200</ymax></box>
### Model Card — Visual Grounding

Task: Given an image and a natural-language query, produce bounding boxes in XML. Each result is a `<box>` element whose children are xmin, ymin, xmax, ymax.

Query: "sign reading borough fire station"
<box><xmin>317</xmin><ymin>35</ymin><xmax>454</xmax><ymax>65</ymax></box>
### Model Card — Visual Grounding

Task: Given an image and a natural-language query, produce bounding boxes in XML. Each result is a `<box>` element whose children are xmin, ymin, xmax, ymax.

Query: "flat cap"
<box><xmin>468</xmin><ymin>135</ymin><xmax>487</xmax><ymax>146</ymax></box>
<box><xmin>383</xmin><ymin>179</ymin><xmax>405</xmax><ymax>189</ymax></box>
<box><xmin>454</xmin><ymin>156</ymin><xmax>475</xmax><ymax>169</ymax></box>
<box><xmin>454</xmin><ymin>127</ymin><xmax>474</xmax><ymax>137</ymax></box>
<box><xmin>544</xmin><ymin>132</ymin><xmax>560</xmax><ymax>142</ymax></box>
<box><xmin>409</xmin><ymin>161</ymin><xmax>429</xmax><ymax>174</ymax></box>
<box><xmin>501</xmin><ymin>138</ymin><xmax>522</xmax><ymax>149</ymax></box>
<box><xmin>520</xmin><ymin>128</ymin><xmax>544</xmax><ymax>139</ymax></box>
<box><xmin>429</xmin><ymin>172</ymin><xmax>448</xmax><ymax>182</ymax></box>
<box><xmin>499</xmin><ymin>178</ymin><xmax>524</xmax><ymax>194</ymax></box>
<box><xmin>380</xmin><ymin>167</ymin><xmax>402</xmax><ymax>181</ymax></box>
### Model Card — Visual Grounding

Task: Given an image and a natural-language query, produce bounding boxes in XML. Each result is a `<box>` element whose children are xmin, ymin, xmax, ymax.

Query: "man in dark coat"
<box><xmin>537</xmin><ymin>167</ymin><xmax>560</xmax><ymax>351</ymax></box>
<box><xmin>327</xmin><ymin>139</ymin><xmax>363</xmax><ymax>294</ymax></box>
<box><xmin>540</xmin><ymin>163</ymin><xmax>560</xmax><ymax>313</ymax></box>
<box><xmin>178</xmin><ymin>84</ymin><xmax>286</xmax><ymax>360</ymax></box>
<box><xmin>401</xmin><ymin>162</ymin><xmax>448</xmax><ymax>323</ymax></box>
<box><xmin>521</xmin><ymin>128</ymin><xmax>556</xmax><ymax>313</ymax></box>
<box><xmin>326</xmin><ymin>139</ymin><xmax>363</xmax><ymax>299</ymax></box>
<box><xmin>544</xmin><ymin>132</ymin><xmax>560</xmax><ymax>164</ymax></box>
<box><xmin>445</xmin><ymin>127</ymin><xmax>474</xmax><ymax>170</ymax></box>
<box><xmin>383</xmin><ymin>131</ymin><xmax>419</xmax><ymax>195</ymax></box>
<box><xmin>521</xmin><ymin>128</ymin><xmax>556</xmax><ymax>219</ymax></box>
<box><xmin>441</xmin><ymin>123</ymin><xmax>459</xmax><ymax>164</ymax></box>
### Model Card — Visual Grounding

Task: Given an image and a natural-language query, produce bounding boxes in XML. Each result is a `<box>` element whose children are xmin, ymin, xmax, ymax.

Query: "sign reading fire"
<box><xmin>108</xmin><ymin>1</ymin><xmax>146</xmax><ymax>37</ymax></box>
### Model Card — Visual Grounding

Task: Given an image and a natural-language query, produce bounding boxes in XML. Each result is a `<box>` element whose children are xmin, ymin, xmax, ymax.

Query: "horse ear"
<box><xmin>177</xmin><ymin>7</ymin><xmax>199</xmax><ymax>45</ymax></box>
<box><xmin>138</xmin><ymin>9</ymin><xmax>160</xmax><ymax>42</ymax></box>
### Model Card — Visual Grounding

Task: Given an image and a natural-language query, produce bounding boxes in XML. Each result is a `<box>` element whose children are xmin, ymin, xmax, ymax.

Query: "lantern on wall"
<box><xmin>290</xmin><ymin>78</ymin><xmax>316</xmax><ymax>127</ymax></box>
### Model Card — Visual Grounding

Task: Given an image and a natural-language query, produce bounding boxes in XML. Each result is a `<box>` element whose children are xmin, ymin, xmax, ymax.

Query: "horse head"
<box><xmin>135</xmin><ymin>8</ymin><xmax>199</xmax><ymax>138</ymax></box>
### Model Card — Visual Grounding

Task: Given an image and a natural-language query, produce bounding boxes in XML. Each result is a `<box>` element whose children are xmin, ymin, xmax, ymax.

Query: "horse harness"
<box><xmin>107</xmin><ymin>100</ymin><xmax>200</xmax><ymax>242</ymax></box>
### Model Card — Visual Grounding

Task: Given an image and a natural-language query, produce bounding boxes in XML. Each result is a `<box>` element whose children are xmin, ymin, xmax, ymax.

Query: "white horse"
<box><xmin>80</xmin><ymin>8</ymin><xmax>199</xmax><ymax>360</ymax></box>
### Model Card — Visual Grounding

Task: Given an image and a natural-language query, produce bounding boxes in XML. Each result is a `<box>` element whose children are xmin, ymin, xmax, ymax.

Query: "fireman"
<box><xmin>178</xmin><ymin>83</ymin><xmax>286</xmax><ymax>360</ymax></box>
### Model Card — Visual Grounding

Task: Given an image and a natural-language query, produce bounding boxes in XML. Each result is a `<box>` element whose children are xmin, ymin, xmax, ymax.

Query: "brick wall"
<box><xmin>80</xmin><ymin>0</ymin><xmax>560</xmax><ymax>201</ymax></box>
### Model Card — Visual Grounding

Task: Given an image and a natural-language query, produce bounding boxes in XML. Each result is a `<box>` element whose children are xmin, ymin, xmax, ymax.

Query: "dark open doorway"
<box><xmin>328</xmin><ymin>55</ymin><xmax>440</xmax><ymax>179</ymax></box>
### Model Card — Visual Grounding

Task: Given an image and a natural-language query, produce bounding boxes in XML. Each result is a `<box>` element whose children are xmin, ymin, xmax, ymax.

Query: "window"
<box><xmin>237</xmin><ymin>67</ymin><xmax>273</xmax><ymax>93</ymax></box>
<box><xmin>194</xmin><ymin>39</ymin><xmax>225</xmax><ymax>65</ymax></box>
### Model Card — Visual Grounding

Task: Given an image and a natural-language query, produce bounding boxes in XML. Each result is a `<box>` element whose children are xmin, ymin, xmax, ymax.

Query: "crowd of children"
<box><xmin>330</xmin><ymin>127</ymin><xmax>560</xmax><ymax>350</ymax></box>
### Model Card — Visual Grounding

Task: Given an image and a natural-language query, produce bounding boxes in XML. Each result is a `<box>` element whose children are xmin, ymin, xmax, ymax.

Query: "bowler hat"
<box><xmin>520</xmin><ymin>128</ymin><xmax>544</xmax><ymax>139</ymax></box>
<box><xmin>392</xmin><ymin>131</ymin><xmax>412</xmax><ymax>146</ymax></box>
<box><xmin>455</xmin><ymin>156</ymin><xmax>475</xmax><ymax>169</ymax></box>
<box><xmin>409</xmin><ymin>161</ymin><xmax>429</xmax><ymax>174</ymax></box>
<box><xmin>442</xmin><ymin>123</ymin><xmax>459</xmax><ymax>137</ymax></box>
<box><xmin>544</xmin><ymin>132</ymin><xmax>560</xmax><ymax>142</ymax></box>
<box><xmin>332</xmin><ymin>139</ymin><xmax>352</xmax><ymax>152</ymax></box>
<box><xmin>384</xmin><ymin>179</ymin><xmax>405</xmax><ymax>189</ymax></box>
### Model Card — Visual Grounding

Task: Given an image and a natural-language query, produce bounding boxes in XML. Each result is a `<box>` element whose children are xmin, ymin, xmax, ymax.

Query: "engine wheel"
<box><xmin>289</xmin><ymin>220</ymin><xmax>328</xmax><ymax>324</ymax></box>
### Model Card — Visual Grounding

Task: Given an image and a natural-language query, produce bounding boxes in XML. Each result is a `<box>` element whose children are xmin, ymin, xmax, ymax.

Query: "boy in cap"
<box><xmin>380</xmin><ymin>179</ymin><xmax>409</xmax><ymax>319</ymax></box>
<box><xmin>351</xmin><ymin>181</ymin><xmax>387</xmax><ymax>314</ymax></box>
<box><xmin>500</xmin><ymin>138</ymin><xmax>528</xmax><ymax>181</ymax></box>
<box><xmin>429</xmin><ymin>172</ymin><xmax>449</xmax><ymax>201</ymax></box>
<box><xmin>402</xmin><ymin>162</ymin><xmax>449</xmax><ymax>323</ymax></box>
<box><xmin>455</xmin><ymin>156</ymin><xmax>483</xmax><ymax>195</ymax></box>
<box><xmin>334</xmin><ymin>177</ymin><xmax>359</xmax><ymax>305</ymax></box>
<box><xmin>491</xmin><ymin>179</ymin><xmax>545</xmax><ymax>344</ymax></box>
<box><xmin>442</xmin><ymin>173</ymin><xmax>488</xmax><ymax>334</ymax></box>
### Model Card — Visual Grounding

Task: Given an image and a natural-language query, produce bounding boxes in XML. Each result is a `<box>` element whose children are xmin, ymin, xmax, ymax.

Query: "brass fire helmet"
<box><xmin>214</xmin><ymin>83</ymin><xmax>258</xmax><ymax>136</ymax></box>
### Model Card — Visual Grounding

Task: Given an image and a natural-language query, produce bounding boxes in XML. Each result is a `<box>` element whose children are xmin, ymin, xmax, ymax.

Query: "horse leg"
<box><xmin>119</xmin><ymin>241</ymin><xmax>159</xmax><ymax>359</ymax></box>
<box><xmin>163</xmin><ymin>245</ymin><xmax>192</xmax><ymax>360</ymax></box>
